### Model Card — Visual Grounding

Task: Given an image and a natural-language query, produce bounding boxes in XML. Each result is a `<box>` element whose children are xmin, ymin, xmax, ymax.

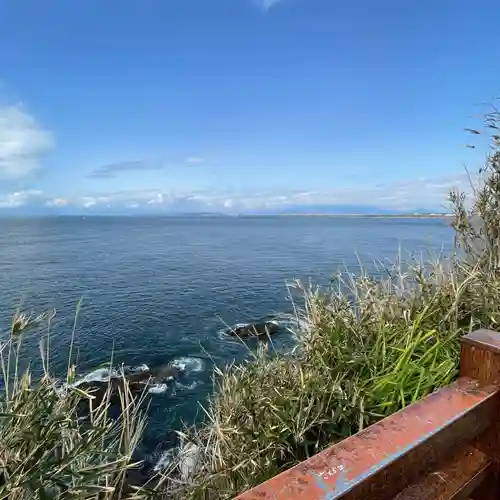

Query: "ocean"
<box><xmin>0</xmin><ymin>215</ymin><xmax>453</xmax><ymax>465</ymax></box>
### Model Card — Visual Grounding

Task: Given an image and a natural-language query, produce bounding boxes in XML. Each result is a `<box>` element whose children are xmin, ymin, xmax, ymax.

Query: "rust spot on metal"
<box><xmin>462</xmin><ymin>329</ymin><xmax>500</xmax><ymax>354</ymax></box>
<box><xmin>394</xmin><ymin>443</ymin><xmax>491</xmax><ymax>499</ymax></box>
<box><xmin>235</xmin><ymin>378</ymin><xmax>499</xmax><ymax>500</ymax></box>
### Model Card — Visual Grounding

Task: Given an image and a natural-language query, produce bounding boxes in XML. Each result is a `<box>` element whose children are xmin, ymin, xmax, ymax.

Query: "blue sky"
<box><xmin>0</xmin><ymin>0</ymin><xmax>498</xmax><ymax>213</ymax></box>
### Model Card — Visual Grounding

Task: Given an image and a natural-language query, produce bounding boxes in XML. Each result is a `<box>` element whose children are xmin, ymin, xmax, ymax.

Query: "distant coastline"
<box><xmin>267</xmin><ymin>213</ymin><xmax>452</xmax><ymax>218</ymax></box>
<box><xmin>0</xmin><ymin>212</ymin><xmax>453</xmax><ymax>219</ymax></box>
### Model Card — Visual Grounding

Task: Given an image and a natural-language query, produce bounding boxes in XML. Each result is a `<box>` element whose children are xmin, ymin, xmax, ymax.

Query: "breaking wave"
<box><xmin>273</xmin><ymin>313</ymin><xmax>311</xmax><ymax>334</ymax></box>
<box><xmin>170</xmin><ymin>357</ymin><xmax>204</xmax><ymax>374</ymax></box>
<box><xmin>67</xmin><ymin>363</ymin><xmax>150</xmax><ymax>390</ymax></box>
<box><xmin>216</xmin><ymin>314</ymin><xmax>309</xmax><ymax>341</ymax></box>
<box><xmin>174</xmin><ymin>380</ymin><xmax>200</xmax><ymax>391</ymax></box>
<box><xmin>152</xmin><ymin>449</ymin><xmax>177</xmax><ymax>473</ymax></box>
<box><xmin>148</xmin><ymin>383</ymin><xmax>169</xmax><ymax>395</ymax></box>
<box><xmin>61</xmin><ymin>357</ymin><xmax>205</xmax><ymax>398</ymax></box>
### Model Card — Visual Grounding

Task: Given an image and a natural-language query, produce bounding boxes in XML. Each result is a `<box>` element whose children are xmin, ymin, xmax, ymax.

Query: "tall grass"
<box><xmin>3</xmin><ymin>106</ymin><xmax>500</xmax><ymax>499</ymax></box>
<box><xmin>0</xmin><ymin>309</ymin><xmax>151</xmax><ymax>500</ymax></box>
<box><xmin>169</xmin><ymin>105</ymin><xmax>500</xmax><ymax>499</ymax></box>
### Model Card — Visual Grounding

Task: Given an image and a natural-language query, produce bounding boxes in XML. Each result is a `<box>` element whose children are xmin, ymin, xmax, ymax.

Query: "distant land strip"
<box><xmin>254</xmin><ymin>213</ymin><xmax>453</xmax><ymax>218</ymax></box>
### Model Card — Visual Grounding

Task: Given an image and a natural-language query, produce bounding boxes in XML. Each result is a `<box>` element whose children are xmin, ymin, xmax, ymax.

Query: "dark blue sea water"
<box><xmin>0</xmin><ymin>216</ymin><xmax>453</xmax><ymax>464</ymax></box>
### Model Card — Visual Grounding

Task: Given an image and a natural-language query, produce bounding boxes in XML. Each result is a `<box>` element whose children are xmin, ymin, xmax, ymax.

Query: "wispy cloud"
<box><xmin>89</xmin><ymin>159</ymin><xmax>165</xmax><ymax>179</ymax></box>
<box><xmin>89</xmin><ymin>155</ymin><xmax>205</xmax><ymax>178</ymax></box>
<box><xmin>0</xmin><ymin>105</ymin><xmax>54</xmax><ymax>178</ymax></box>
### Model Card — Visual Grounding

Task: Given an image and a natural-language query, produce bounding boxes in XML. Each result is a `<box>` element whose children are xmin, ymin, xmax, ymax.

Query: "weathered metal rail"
<box><xmin>235</xmin><ymin>329</ymin><xmax>500</xmax><ymax>500</ymax></box>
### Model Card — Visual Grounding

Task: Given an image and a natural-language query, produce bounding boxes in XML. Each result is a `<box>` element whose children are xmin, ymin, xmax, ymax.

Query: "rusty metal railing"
<box><xmin>235</xmin><ymin>329</ymin><xmax>500</xmax><ymax>500</ymax></box>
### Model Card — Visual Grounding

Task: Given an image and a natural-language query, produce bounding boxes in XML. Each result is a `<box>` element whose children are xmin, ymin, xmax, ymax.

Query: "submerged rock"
<box><xmin>226</xmin><ymin>320</ymin><xmax>280</xmax><ymax>338</ymax></box>
<box><xmin>59</xmin><ymin>359</ymin><xmax>205</xmax><ymax>490</ymax></box>
<box><xmin>70</xmin><ymin>363</ymin><xmax>182</xmax><ymax>409</ymax></box>
<box><xmin>152</xmin><ymin>365</ymin><xmax>180</xmax><ymax>380</ymax></box>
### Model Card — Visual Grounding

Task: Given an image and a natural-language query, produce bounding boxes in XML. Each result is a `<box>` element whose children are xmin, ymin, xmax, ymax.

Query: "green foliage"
<box><xmin>5</xmin><ymin>104</ymin><xmax>500</xmax><ymax>500</ymax></box>
<box><xmin>0</xmin><ymin>310</ymin><xmax>150</xmax><ymax>500</ymax></box>
<box><xmin>170</xmin><ymin>104</ymin><xmax>500</xmax><ymax>499</ymax></box>
<box><xmin>451</xmin><ymin>105</ymin><xmax>500</xmax><ymax>272</ymax></box>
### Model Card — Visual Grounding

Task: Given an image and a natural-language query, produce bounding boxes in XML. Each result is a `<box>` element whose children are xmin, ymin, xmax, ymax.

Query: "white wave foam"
<box><xmin>153</xmin><ymin>449</ymin><xmax>177</xmax><ymax>472</ymax></box>
<box><xmin>65</xmin><ymin>363</ymin><xmax>150</xmax><ymax>392</ymax></box>
<box><xmin>218</xmin><ymin>320</ymin><xmax>284</xmax><ymax>340</ymax></box>
<box><xmin>170</xmin><ymin>357</ymin><xmax>204</xmax><ymax>374</ymax></box>
<box><xmin>130</xmin><ymin>363</ymin><xmax>149</xmax><ymax>373</ymax></box>
<box><xmin>232</xmin><ymin>323</ymin><xmax>250</xmax><ymax>329</ymax></box>
<box><xmin>217</xmin><ymin>328</ymin><xmax>232</xmax><ymax>340</ymax></box>
<box><xmin>62</xmin><ymin>358</ymin><xmax>203</xmax><ymax>397</ymax></box>
<box><xmin>69</xmin><ymin>367</ymin><xmax>119</xmax><ymax>389</ymax></box>
<box><xmin>274</xmin><ymin>314</ymin><xmax>311</xmax><ymax>333</ymax></box>
<box><xmin>175</xmin><ymin>380</ymin><xmax>200</xmax><ymax>391</ymax></box>
<box><xmin>152</xmin><ymin>443</ymin><xmax>201</xmax><ymax>480</ymax></box>
<box><xmin>179</xmin><ymin>442</ymin><xmax>201</xmax><ymax>482</ymax></box>
<box><xmin>217</xmin><ymin>323</ymin><xmax>249</xmax><ymax>338</ymax></box>
<box><xmin>148</xmin><ymin>383</ymin><xmax>169</xmax><ymax>395</ymax></box>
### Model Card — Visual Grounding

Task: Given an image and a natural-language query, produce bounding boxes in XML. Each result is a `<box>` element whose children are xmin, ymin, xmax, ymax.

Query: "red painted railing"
<box><xmin>235</xmin><ymin>329</ymin><xmax>500</xmax><ymax>500</ymax></box>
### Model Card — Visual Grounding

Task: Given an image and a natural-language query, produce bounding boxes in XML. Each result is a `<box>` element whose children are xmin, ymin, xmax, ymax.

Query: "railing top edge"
<box><xmin>462</xmin><ymin>329</ymin><xmax>500</xmax><ymax>354</ymax></box>
<box><xmin>235</xmin><ymin>377</ymin><xmax>499</xmax><ymax>500</ymax></box>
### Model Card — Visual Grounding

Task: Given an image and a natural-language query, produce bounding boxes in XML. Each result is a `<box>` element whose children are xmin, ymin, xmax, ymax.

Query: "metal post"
<box><xmin>460</xmin><ymin>329</ymin><xmax>500</xmax><ymax>498</ymax></box>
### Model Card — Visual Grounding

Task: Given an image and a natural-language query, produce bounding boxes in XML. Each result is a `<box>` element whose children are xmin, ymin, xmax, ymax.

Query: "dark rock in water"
<box><xmin>64</xmin><ymin>363</ymin><xmax>187</xmax><ymax>489</ymax></box>
<box><xmin>75</xmin><ymin>377</ymin><xmax>148</xmax><ymax>414</ymax></box>
<box><xmin>226</xmin><ymin>320</ymin><xmax>280</xmax><ymax>338</ymax></box>
<box><xmin>72</xmin><ymin>364</ymin><xmax>181</xmax><ymax>411</ymax></box>
<box><xmin>151</xmin><ymin>365</ymin><xmax>179</xmax><ymax>380</ymax></box>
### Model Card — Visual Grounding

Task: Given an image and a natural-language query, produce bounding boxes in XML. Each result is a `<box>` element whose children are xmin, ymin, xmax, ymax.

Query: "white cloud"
<box><xmin>0</xmin><ymin>189</ymin><xmax>43</xmax><ymax>208</ymax></box>
<box><xmin>0</xmin><ymin>105</ymin><xmax>54</xmax><ymax>178</ymax></box>
<box><xmin>0</xmin><ymin>172</ymin><xmax>475</xmax><ymax>213</ymax></box>
<box><xmin>82</xmin><ymin>197</ymin><xmax>97</xmax><ymax>208</ymax></box>
<box><xmin>147</xmin><ymin>193</ymin><xmax>164</xmax><ymax>205</ymax></box>
<box><xmin>45</xmin><ymin>197</ymin><xmax>69</xmax><ymax>207</ymax></box>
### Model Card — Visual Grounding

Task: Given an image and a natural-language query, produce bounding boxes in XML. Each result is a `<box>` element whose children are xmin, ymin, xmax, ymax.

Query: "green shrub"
<box><xmin>4</xmin><ymin>106</ymin><xmax>500</xmax><ymax>500</ymax></box>
<box><xmin>0</xmin><ymin>310</ymin><xmax>151</xmax><ymax>500</ymax></box>
<box><xmin>172</xmin><ymin>105</ymin><xmax>500</xmax><ymax>499</ymax></box>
